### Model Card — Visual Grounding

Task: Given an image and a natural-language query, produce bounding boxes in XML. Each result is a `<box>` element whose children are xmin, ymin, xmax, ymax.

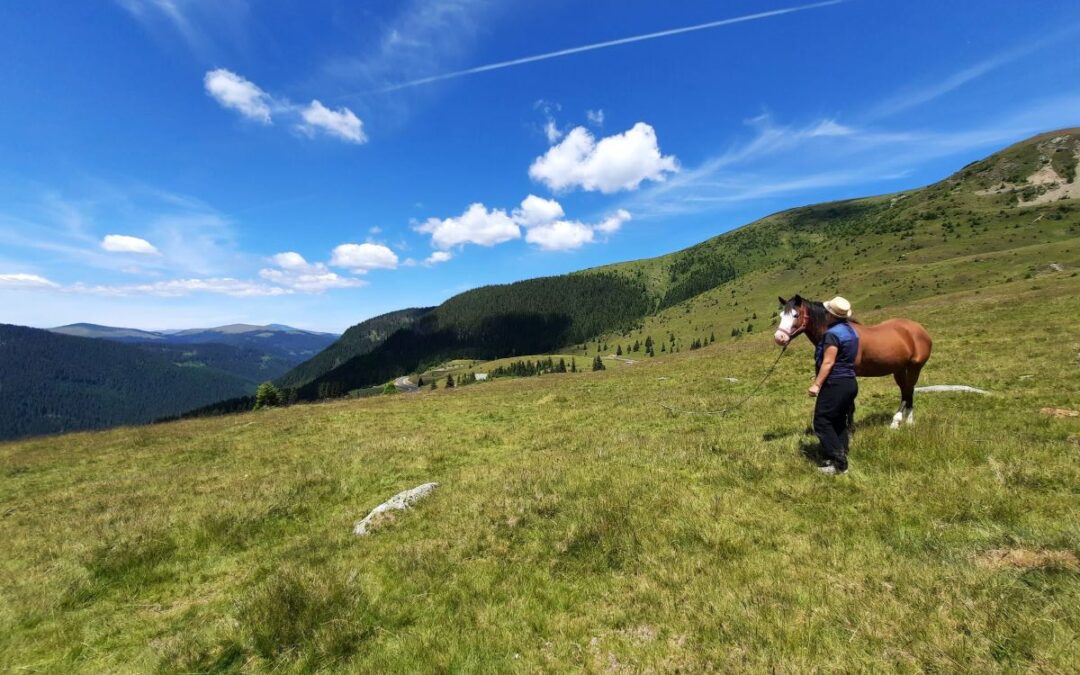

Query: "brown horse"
<box><xmin>774</xmin><ymin>295</ymin><xmax>932</xmax><ymax>428</ymax></box>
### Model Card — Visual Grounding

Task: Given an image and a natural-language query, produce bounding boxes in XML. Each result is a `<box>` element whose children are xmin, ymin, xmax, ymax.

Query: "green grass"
<box><xmin>416</xmin><ymin>354</ymin><xmax>626</xmax><ymax>384</ymax></box>
<box><xmin>2</xmin><ymin>270</ymin><xmax>1078</xmax><ymax>672</ymax></box>
<box><xmin>579</xmin><ymin>196</ymin><xmax>1078</xmax><ymax>358</ymax></box>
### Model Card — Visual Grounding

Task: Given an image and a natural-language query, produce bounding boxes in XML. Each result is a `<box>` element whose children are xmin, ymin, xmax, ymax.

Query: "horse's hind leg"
<box><xmin>904</xmin><ymin>363</ymin><xmax>924</xmax><ymax>426</ymax></box>
<box><xmin>891</xmin><ymin>371</ymin><xmax>908</xmax><ymax>429</ymax></box>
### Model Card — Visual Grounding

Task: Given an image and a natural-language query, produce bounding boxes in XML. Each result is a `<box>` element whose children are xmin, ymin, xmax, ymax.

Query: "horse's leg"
<box><xmin>904</xmin><ymin>363</ymin><xmax>924</xmax><ymax>426</ymax></box>
<box><xmin>891</xmin><ymin>371</ymin><xmax>907</xmax><ymax>429</ymax></box>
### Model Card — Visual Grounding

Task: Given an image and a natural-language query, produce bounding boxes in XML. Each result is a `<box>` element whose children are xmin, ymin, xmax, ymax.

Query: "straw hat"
<box><xmin>823</xmin><ymin>296</ymin><xmax>852</xmax><ymax>318</ymax></box>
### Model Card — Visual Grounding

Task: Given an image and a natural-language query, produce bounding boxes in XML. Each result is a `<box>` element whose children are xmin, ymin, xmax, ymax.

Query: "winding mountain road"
<box><xmin>394</xmin><ymin>376</ymin><xmax>420</xmax><ymax>393</ymax></box>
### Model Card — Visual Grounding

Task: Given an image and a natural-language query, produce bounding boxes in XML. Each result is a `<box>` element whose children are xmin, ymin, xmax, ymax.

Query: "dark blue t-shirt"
<box><xmin>815</xmin><ymin>321</ymin><xmax>859</xmax><ymax>381</ymax></box>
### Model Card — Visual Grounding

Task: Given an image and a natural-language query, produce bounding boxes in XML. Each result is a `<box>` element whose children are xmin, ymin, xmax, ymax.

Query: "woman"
<box><xmin>807</xmin><ymin>296</ymin><xmax>859</xmax><ymax>475</ymax></box>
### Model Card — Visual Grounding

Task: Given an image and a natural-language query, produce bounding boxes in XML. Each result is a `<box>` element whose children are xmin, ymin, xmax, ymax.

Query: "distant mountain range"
<box><xmin>0</xmin><ymin>325</ymin><xmax>254</xmax><ymax>440</ymax></box>
<box><xmin>0</xmin><ymin>323</ymin><xmax>338</xmax><ymax>440</ymax></box>
<box><xmin>49</xmin><ymin>323</ymin><xmax>337</xmax><ymax>361</ymax></box>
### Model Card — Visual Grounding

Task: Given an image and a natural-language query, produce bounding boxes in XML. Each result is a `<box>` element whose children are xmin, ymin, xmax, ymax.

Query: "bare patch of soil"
<box><xmin>977</xmin><ymin>549</ymin><xmax>1079</xmax><ymax>571</ymax></box>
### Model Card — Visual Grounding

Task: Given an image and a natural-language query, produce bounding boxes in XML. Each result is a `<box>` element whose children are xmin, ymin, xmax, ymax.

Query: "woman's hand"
<box><xmin>807</xmin><ymin>383</ymin><xmax>820</xmax><ymax>397</ymax></box>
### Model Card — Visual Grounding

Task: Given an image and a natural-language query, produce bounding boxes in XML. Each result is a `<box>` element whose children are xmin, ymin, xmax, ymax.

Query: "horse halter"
<box><xmin>776</xmin><ymin>305</ymin><xmax>807</xmax><ymax>340</ymax></box>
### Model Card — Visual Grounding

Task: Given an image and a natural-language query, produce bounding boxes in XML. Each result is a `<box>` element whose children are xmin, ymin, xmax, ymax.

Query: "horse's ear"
<box><xmin>777</xmin><ymin>296</ymin><xmax>787</xmax><ymax>306</ymax></box>
<box><xmin>793</xmin><ymin>294</ymin><xmax>803</xmax><ymax>306</ymax></box>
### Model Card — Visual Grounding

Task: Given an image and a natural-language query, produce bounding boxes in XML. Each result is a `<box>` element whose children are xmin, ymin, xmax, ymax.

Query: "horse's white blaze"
<box><xmin>774</xmin><ymin>308</ymin><xmax>798</xmax><ymax>344</ymax></box>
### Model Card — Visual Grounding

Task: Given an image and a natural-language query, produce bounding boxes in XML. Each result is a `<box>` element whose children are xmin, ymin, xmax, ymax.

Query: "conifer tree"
<box><xmin>592</xmin><ymin>355</ymin><xmax>606</xmax><ymax>371</ymax></box>
<box><xmin>616</xmin><ymin>345</ymin><xmax>623</xmax><ymax>356</ymax></box>
<box><xmin>571</xmin><ymin>358</ymin><xmax>577</xmax><ymax>373</ymax></box>
<box><xmin>446</xmin><ymin>374</ymin><xmax>455</xmax><ymax>388</ymax></box>
<box><xmin>253</xmin><ymin>381</ymin><xmax>281</xmax><ymax>410</ymax></box>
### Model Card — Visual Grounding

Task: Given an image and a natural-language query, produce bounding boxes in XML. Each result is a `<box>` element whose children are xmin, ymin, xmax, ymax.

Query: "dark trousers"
<box><xmin>813</xmin><ymin>378</ymin><xmax>858</xmax><ymax>470</ymax></box>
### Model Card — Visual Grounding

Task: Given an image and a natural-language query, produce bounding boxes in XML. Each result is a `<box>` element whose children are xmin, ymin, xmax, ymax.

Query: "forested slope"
<box><xmin>0</xmin><ymin>325</ymin><xmax>254</xmax><ymax>440</ymax></box>
<box><xmin>294</xmin><ymin>273</ymin><xmax>651</xmax><ymax>399</ymax></box>
<box><xmin>277</xmin><ymin>307</ymin><xmax>431</xmax><ymax>389</ymax></box>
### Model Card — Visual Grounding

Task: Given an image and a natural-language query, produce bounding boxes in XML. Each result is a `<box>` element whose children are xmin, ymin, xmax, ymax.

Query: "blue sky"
<box><xmin>1</xmin><ymin>0</ymin><xmax>1078</xmax><ymax>332</ymax></box>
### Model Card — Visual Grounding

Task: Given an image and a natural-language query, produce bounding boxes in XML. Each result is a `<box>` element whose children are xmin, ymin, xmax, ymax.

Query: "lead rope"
<box><xmin>660</xmin><ymin>345</ymin><xmax>789</xmax><ymax>416</ymax></box>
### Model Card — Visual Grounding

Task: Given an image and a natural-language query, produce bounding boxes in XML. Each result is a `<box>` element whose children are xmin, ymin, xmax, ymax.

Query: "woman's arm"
<box><xmin>808</xmin><ymin>345</ymin><xmax>838</xmax><ymax>397</ymax></box>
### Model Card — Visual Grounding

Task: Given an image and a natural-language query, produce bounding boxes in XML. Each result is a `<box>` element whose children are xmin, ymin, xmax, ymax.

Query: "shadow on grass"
<box><xmin>762</xmin><ymin>422</ymin><xmax>817</xmax><ymax>442</ymax></box>
<box><xmin>854</xmin><ymin>411</ymin><xmax>896</xmax><ymax>431</ymax></box>
<box><xmin>798</xmin><ymin>438</ymin><xmax>826</xmax><ymax>466</ymax></box>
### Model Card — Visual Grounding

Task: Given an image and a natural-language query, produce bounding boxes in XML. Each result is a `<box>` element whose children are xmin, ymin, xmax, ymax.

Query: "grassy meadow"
<box><xmin>2</xmin><ymin>268</ymin><xmax>1078</xmax><ymax>672</ymax></box>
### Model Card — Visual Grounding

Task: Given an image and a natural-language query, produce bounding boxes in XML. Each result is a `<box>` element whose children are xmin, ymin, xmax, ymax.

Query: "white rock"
<box><xmin>353</xmin><ymin>482</ymin><xmax>439</xmax><ymax>536</ymax></box>
<box><xmin>915</xmin><ymin>385</ymin><xmax>990</xmax><ymax>395</ymax></box>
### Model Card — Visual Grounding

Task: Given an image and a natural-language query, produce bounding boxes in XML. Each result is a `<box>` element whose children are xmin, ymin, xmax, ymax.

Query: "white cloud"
<box><xmin>534</xmin><ymin>100</ymin><xmax>563</xmax><ymax>143</ymax></box>
<box><xmin>101</xmin><ymin>234</ymin><xmax>161</xmax><ymax>255</ymax></box>
<box><xmin>512</xmin><ymin>194</ymin><xmax>564</xmax><ymax>228</ymax></box>
<box><xmin>258</xmin><ymin>267</ymin><xmax>366</xmax><ymax>292</ymax></box>
<box><xmin>544</xmin><ymin>120</ymin><xmax>562</xmax><ymax>144</ymax></box>
<box><xmin>807</xmin><ymin>119</ymin><xmax>853</xmax><ymax>137</ymax></box>
<box><xmin>866</xmin><ymin>27</ymin><xmax>1080</xmax><ymax>120</ymax></box>
<box><xmin>529</xmin><ymin>122</ymin><xmax>678</xmax><ymax>193</ymax></box>
<box><xmin>594</xmin><ymin>208</ymin><xmax>631</xmax><ymax>234</ymax></box>
<box><xmin>523</xmin><ymin>208</ymin><xmax>632</xmax><ymax>251</ymax></box>
<box><xmin>524</xmin><ymin>220</ymin><xmax>595</xmax><ymax>251</ymax></box>
<box><xmin>299</xmin><ymin>100</ymin><xmax>367</xmax><ymax>143</ymax></box>
<box><xmin>0</xmin><ymin>273</ymin><xmax>58</xmax><ymax>289</ymax></box>
<box><xmin>425</xmin><ymin>250</ymin><xmax>453</xmax><ymax>265</ymax></box>
<box><xmin>204</xmin><ymin>68</ymin><xmax>273</xmax><ymax>124</ymax></box>
<box><xmin>329</xmin><ymin>242</ymin><xmax>399</xmax><ymax>272</ymax></box>
<box><xmin>203</xmin><ymin>70</ymin><xmax>367</xmax><ymax>144</ymax></box>
<box><xmin>270</xmin><ymin>251</ymin><xmax>309</xmax><ymax>270</ymax></box>
<box><xmin>586</xmin><ymin>109</ymin><xmax>605</xmax><ymax>126</ymax></box>
<box><xmin>71</xmin><ymin>277</ymin><xmax>290</xmax><ymax>297</ymax></box>
<box><xmin>415</xmin><ymin>203</ymin><xmax>520</xmax><ymax>250</ymax></box>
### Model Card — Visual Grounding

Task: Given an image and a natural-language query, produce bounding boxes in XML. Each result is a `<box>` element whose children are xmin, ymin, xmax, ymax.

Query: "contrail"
<box><xmin>380</xmin><ymin>0</ymin><xmax>846</xmax><ymax>92</ymax></box>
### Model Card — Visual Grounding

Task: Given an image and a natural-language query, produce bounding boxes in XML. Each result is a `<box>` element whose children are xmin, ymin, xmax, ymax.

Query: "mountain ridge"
<box><xmin>52</xmin><ymin>322</ymin><xmax>335</xmax><ymax>339</ymax></box>
<box><xmin>267</xmin><ymin>127</ymin><xmax>1077</xmax><ymax>401</ymax></box>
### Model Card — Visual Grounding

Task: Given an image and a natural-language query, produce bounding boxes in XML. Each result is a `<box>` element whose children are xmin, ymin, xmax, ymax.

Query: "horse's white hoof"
<box><xmin>904</xmin><ymin>415</ymin><xmax>915</xmax><ymax>426</ymax></box>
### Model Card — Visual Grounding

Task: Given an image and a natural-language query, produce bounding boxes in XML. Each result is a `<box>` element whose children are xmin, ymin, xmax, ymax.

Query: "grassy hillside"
<box><xmin>282</xmin><ymin>130</ymin><xmax>1080</xmax><ymax>397</ymax></box>
<box><xmin>0</xmin><ymin>325</ymin><xmax>256</xmax><ymax>440</ymax></box>
<box><xmin>1</xmin><ymin>272</ymin><xmax>1077</xmax><ymax>672</ymax></box>
<box><xmin>573</xmin><ymin>130</ymin><xmax>1080</xmax><ymax>357</ymax></box>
